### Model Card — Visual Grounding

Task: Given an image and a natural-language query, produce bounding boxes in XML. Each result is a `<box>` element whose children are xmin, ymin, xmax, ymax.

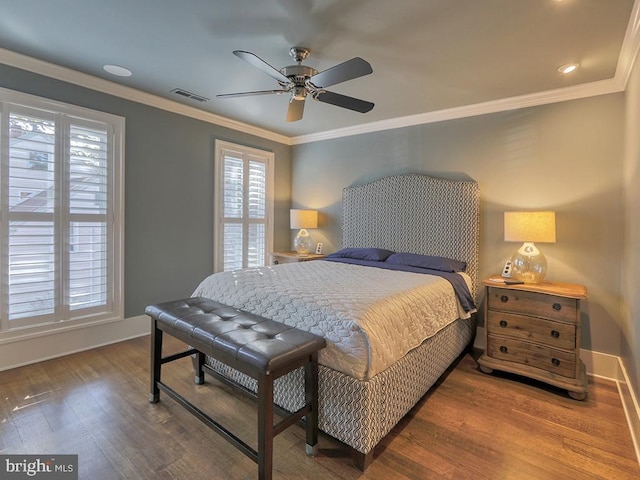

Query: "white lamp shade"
<box><xmin>290</xmin><ymin>209</ymin><xmax>318</xmax><ymax>229</ymax></box>
<box><xmin>504</xmin><ymin>211</ymin><xmax>556</xmax><ymax>243</ymax></box>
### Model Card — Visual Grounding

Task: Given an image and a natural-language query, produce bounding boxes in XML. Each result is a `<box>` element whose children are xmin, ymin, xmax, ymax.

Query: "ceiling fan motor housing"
<box><xmin>280</xmin><ymin>65</ymin><xmax>318</xmax><ymax>86</ymax></box>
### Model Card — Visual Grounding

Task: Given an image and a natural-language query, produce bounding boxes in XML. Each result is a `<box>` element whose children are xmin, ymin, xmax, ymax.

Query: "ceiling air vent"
<box><xmin>170</xmin><ymin>88</ymin><xmax>209</xmax><ymax>102</ymax></box>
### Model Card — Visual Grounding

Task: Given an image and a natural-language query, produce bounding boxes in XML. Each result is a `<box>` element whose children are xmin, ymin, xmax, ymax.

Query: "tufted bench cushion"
<box><xmin>146</xmin><ymin>296</ymin><xmax>325</xmax><ymax>480</ymax></box>
<box><xmin>145</xmin><ymin>297</ymin><xmax>325</xmax><ymax>377</ymax></box>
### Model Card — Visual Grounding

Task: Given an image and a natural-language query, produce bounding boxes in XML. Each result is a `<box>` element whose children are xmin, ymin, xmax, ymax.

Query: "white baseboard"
<box><xmin>617</xmin><ymin>357</ymin><xmax>640</xmax><ymax>466</ymax></box>
<box><xmin>0</xmin><ymin>315</ymin><xmax>150</xmax><ymax>372</ymax></box>
<box><xmin>474</xmin><ymin>327</ymin><xmax>640</xmax><ymax>464</ymax></box>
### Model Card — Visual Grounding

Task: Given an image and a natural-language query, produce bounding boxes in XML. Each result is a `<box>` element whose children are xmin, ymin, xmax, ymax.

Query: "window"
<box><xmin>214</xmin><ymin>140</ymin><xmax>274</xmax><ymax>272</ymax></box>
<box><xmin>0</xmin><ymin>88</ymin><xmax>124</xmax><ymax>334</ymax></box>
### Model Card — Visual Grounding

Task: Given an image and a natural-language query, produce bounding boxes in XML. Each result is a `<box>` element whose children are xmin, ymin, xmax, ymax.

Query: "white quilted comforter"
<box><xmin>193</xmin><ymin>261</ymin><xmax>473</xmax><ymax>380</ymax></box>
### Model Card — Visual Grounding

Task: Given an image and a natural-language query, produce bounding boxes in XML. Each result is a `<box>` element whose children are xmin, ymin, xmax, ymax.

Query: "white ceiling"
<box><xmin>0</xmin><ymin>0</ymin><xmax>637</xmax><ymax>142</ymax></box>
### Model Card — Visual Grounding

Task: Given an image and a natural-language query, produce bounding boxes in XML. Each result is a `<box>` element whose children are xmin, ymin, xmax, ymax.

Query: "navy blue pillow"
<box><xmin>326</xmin><ymin>247</ymin><xmax>395</xmax><ymax>262</ymax></box>
<box><xmin>386</xmin><ymin>252</ymin><xmax>467</xmax><ymax>272</ymax></box>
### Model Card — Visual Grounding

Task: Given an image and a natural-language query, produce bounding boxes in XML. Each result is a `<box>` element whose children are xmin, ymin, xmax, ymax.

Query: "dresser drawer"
<box><xmin>486</xmin><ymin>310</ymin><xmax>576</xmax><ymax>350</ymax></box>
<box><xmin>487</xmin><ymin>287</ymin><xmax>578</xmax><ymax>323</ymax></box>
<box><xmin>487</xmin><ymin>335</ymin><xmax>576</xmax><ymax>378</ymax></box>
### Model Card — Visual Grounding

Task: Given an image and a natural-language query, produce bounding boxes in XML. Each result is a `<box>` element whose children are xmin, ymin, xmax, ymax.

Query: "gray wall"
<box><xmin>292</xmin><ymin>94</ymin><xmax>625</xmax><ymax>356</ymax></box>
<box><xmin>0</xmin><ymin>64</ymin><xmax>292</xmax><ymax>317</ymax></box>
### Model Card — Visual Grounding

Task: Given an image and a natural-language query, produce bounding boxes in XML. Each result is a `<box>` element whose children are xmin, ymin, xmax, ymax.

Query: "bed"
<box><xmin>192</xmin><ymin>173</ymin><xmax>480</xmax><ymax>470</ymax></box>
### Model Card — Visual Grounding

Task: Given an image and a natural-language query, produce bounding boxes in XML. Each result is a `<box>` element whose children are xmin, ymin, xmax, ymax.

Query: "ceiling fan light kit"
<box><xmin>217</xmin><ymin>47</ymin><xmax>374</xmax><ymax>122</ymax></box>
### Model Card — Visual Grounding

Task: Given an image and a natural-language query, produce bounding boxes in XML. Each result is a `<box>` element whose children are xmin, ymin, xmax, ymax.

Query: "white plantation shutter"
<box><xmin>0</xmin><ymin>89</ymin><xmax>123</xmax><ymax>333</ymax></box>
<box><xmin>68</xmin><ymin>123</ymin><xmax>110</xmax><ymax>311</ymax></box>
<box><xmin>215</xmin><ymin>141</ymin><xmax>273</xmax><ymax>272</ymax></box>
<box><xmin>247</xmin><ymin>160</ymin><xmax>267</xmax><ymax>268</ymax></box>
<box><xmin>6</xmin><ymin>110</ymin><xmax>56</xmax><ymax>324</ymax></box>
<box><xmin>8</xmin><ymin>222</ymin><xmax>55</xmax><ymax>320</ymax></box>
<box><xmin>222</xmin><ymin>155</ymin><xmax>244</xmax><ymax>270</ymax></box>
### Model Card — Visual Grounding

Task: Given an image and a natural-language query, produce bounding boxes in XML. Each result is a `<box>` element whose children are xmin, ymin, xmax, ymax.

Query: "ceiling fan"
<box><xmin>216</xmin><ymin>47</ymin><xmax>374</xmax><ymax>122</ymax></box>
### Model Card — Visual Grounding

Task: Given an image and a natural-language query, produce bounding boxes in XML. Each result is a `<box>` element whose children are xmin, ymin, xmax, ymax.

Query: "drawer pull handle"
<box><xmin>551</xmin><ymin>358</ymin><xmax>560</xmax><ymax>367</ymax></box>
<box><xmin>499</xmin><ymin>320</ymin><xmax>508</xmax><ymax>328</ymax></box>
<box><xmin>551</xmin><ymin>330</ymin><xmax>560</xmax><ymax>338</ymax></box>
<box><xmin>500</xmin><ymin>295</ymin><xmax>509</xmax><ymax>303</ymax></box>
<box><xmin>274</xmin><ymin>260</ymin><xmax>279</xmax><ymax>265</ymax></box>
<box><xmin>552</xmin><ymin>303</ymin><xmax>562</xmax><ymax>311</ymax></box>
<box><xmin>499</xmin><ymin>346</ymin><xmax>508</xmax><ymax>354</ymax></box>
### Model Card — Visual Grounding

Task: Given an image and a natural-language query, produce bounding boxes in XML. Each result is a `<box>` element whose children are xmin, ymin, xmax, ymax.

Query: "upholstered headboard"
<box><xmin>342</xmin><ymin>174</ymin><xmax>480</xmax><ymax>298</ymax></box>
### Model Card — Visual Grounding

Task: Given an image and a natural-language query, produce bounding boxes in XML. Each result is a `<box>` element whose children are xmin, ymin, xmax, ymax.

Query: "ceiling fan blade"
<box><xmin>314</xmin><ymin>91</ymin><xmax>374</xmax><ymax>113</ymax></box>
<box><xmin>233</xmin><ymin>50</ymin><xmax>291</xmax><ymax>84</ymax></box>
<box><xmin>217</xmin><ymin>89</ymin><xmax>289</xmax><ymax>99</ymax></box>
<box><xmin>310</xmin><ymin>57</ymin><xmax>372</xmax><ymax>88</ymax></box>
<box><xmin>286</xmin><ymin>98</ymin><xmax>305</xmax><ymax>122</ymax></box>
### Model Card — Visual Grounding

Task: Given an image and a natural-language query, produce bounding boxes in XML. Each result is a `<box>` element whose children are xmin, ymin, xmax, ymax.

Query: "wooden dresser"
<box><xmin>477</xmin><ymin>275</ymin><xmax>588</xmax><ymax>400</ymax></box>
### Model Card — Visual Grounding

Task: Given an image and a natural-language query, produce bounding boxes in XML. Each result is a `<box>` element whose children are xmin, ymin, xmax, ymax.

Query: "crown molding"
<box><xmin>291</xmin><ymin>78</ymin><xmax>624</xmax><ymax>145</ymax></box>
<box><xmin>292</xmin><ymin>0</ymin><xmax>640</xmax><ymax>145</ymax></box>
<box><xmin>2</xmin><ymin>0</ymin><xmax>640</xmax><ymax>151</ymax></box>
<box><xmin>0</xmin><ymin>47</ymin><xmax>291</xmax><ymax>146</ymax></box>
<box><xmin>616</xmin><ymin>0</ymin><xmax>640</xmax><ymax>88</ymax></box>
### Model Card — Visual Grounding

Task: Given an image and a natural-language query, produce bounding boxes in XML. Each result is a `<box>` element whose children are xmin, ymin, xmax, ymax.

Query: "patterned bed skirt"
<box><xmin>205</xmin><ymin>316</ymin><xmax>476</xmax><ymax>455</ymax></box>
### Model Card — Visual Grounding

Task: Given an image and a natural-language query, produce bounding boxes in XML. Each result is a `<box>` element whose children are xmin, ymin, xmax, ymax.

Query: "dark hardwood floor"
<box><xmin>1</xmin><ymin>335</ymin><xmax>638</xmax><ymax>479</ymax></box>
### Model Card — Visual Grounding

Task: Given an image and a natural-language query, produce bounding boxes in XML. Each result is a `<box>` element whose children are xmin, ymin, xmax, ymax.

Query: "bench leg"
<box><xmin>304</xmin><ymin>352</ymin><xmax>320</xmax><ymax>456</ymax></box>
<box><xmin>149</xmin><ymin>318</ymin><xmax>162</xmax><ymax>403</ymax></box>
<box><xmin>257</xmin><ymin>374</ymin><xmax>274</xmax><ymax>480</ymax></box>
<box><xmin>192</xmin><ymin>351</ymin><xmax>205</xmax><ymax>385</ymax></box>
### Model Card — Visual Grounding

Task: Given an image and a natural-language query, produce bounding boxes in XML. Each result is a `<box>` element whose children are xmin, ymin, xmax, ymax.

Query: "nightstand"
<box><xmin>477</xmin><ymin>275</ymin><xmax>588</xmax><ymax>400</ymax></box>
<box><xmin>269</xmin><ymin>251</ymin><xmax>326</xmax><ymax>265</ymax></box>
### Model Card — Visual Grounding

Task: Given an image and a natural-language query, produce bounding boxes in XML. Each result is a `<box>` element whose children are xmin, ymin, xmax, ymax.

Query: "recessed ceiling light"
<box><xmin>103</xmin><ymin>64</ymin><xmax>132</xmax><ymax>77</ymax></box>
<box><xmin>558</xmin><ymin>63</ymin><xmax>579</xmax><ymax>74</ymax></box>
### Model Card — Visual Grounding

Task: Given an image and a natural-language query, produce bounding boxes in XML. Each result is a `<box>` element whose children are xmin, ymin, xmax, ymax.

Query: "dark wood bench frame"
<box><xmin>147</xmin><ymin>298</ymin><xmax>325</xmax><ymax>480</ymax></box>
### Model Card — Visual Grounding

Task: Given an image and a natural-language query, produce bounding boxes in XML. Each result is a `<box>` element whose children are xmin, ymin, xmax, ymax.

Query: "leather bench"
<box><xmin>146</xmin><ymin>297</ymin><xmax>326</xmax><ymax>480</ymax></box>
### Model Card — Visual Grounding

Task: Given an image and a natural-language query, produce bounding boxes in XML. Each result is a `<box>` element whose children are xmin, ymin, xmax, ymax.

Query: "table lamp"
<box><xmin>290</xmin><ymin>209</ymin><xmax>318</xmax><ymax>255</ymax></box>
<box><xmin>504</xmin><ymin>211</ymin><xmax>556</xmax><ymax>283</ymax></box>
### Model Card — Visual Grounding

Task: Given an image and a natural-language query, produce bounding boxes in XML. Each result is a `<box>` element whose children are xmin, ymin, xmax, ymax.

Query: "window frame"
<box><xmin>213</xmin><ymin>140</ymin><xmax>274</xmax><ymax>272</ymax></box>
<box><xmin>0</xmin><ymin>87</ymin><xmax>124</xmax><ymax>339</ymax></box>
